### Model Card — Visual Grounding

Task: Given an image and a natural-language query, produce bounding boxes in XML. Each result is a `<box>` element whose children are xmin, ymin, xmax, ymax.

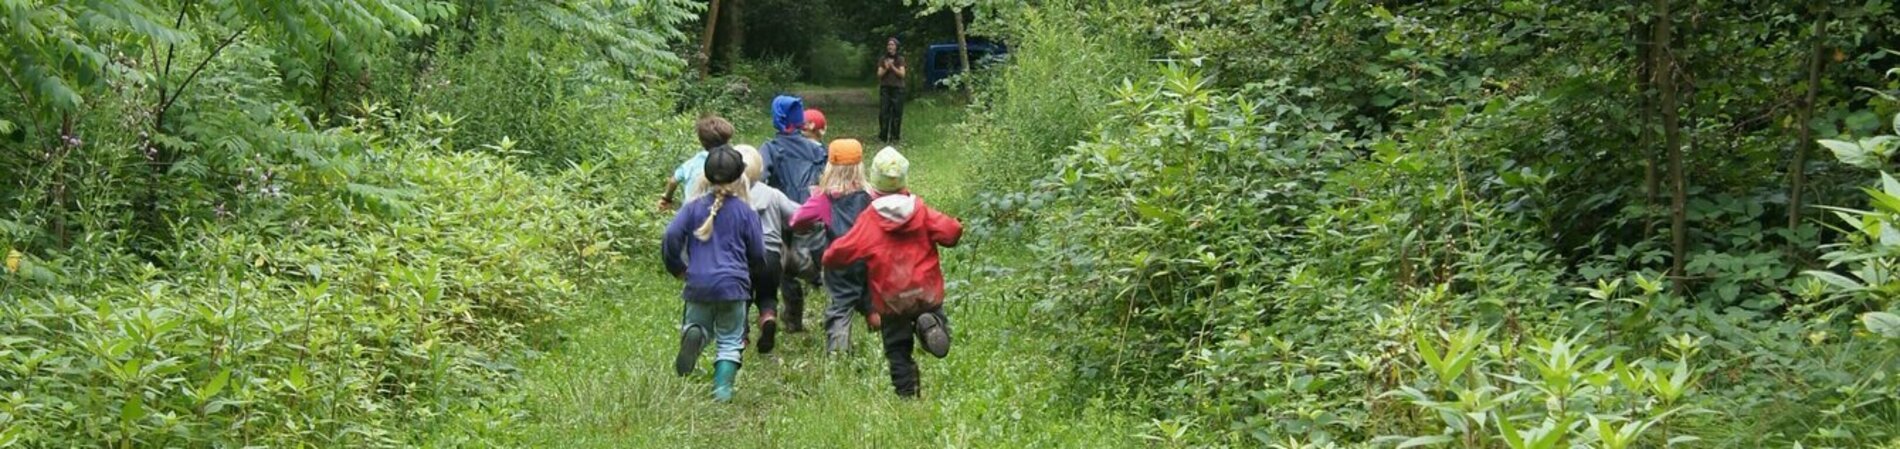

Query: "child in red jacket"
<box><xmin>822</xmin><ymin>146</ymin><xmax>961</xmax><ymax>398</ymax></box>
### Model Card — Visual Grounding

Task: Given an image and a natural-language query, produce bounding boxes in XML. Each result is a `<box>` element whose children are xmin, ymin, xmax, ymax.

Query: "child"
<box><xmin>658</xmin><ymin>116</ymin><xmax>731</xmax><ymax>211</ymax></box>
<box><xmin>762</xmin><ymin>96</ymin><xmax>829</xmax><ymax>332</ymax></box>
<box><xmin>761</xmin><ymin>96</ymin><xmax>828</xmax><ymax>204</ymax></box>
<box><xmin>661</xmin><ymin>142</ymin><xmax>766</xmax><ymax>403</ymax></box>
<box><xmin>734</xmin><ymin>144</ymin><xmax>801</xmax><ymax>353</ymax></box>
<box><xmin>789</xmin><ymin>139</ymin><xmax>872</xmax><ymax>354</ymax></box>
<box><xmin>802</xmin><ymin>109</ymin><xmax>827</xmax><ymax>141</ymax></box>
<box><xmin>823</xmin><ymin>147</ymin><xmax>960</xmax><ymax>398</ymax></box>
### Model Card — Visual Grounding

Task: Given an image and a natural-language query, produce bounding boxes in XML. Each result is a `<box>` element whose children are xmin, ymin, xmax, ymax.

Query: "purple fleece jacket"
<box><xmin>661</xmin><ymin>195</ymin><xmax>766</xmax><ymax>302</ymax></box>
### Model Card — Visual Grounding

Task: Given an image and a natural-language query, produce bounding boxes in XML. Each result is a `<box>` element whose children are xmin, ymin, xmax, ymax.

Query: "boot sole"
<box><xmin>676</xmin><ymin>326</ymin><xmax>706</xmax><ymax>376</ymax></box>
<box><xmin>758</xmin><ymin>317</ymin><xmax>779</xmax><ymax>354</ymax></box>
<box><xmin>918</xmin><ymin>314</ymin><xmax>950</xmax><ymax>359</ymax></box>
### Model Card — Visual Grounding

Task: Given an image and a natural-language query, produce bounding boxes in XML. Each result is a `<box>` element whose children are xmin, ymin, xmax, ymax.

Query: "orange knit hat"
<box><xmin>828</xmin><ymin>138</ymin><xmax>864</xmax><ymax>165</ymax></box>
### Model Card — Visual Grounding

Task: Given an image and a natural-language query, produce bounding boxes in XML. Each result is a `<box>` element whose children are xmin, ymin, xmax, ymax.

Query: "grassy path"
<box><xmin>492</xmin><ymin>97</ymin><xmax>1140</xmax><ymax>447</ymax></box>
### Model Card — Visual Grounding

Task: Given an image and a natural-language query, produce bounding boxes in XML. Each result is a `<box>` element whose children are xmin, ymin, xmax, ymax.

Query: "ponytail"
<box><xmin>695</xmin><ymin>194</ymin><xmax>726</xmax><ymax>241</ymax></box>
<box><xmin>692</xmin><ymin>180</ymin><xmax>751</xmax><ymax>241</ymax></box>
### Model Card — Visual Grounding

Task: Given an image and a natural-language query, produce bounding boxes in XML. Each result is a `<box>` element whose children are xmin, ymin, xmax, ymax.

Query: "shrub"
<box><xmin>0</xmin><ymin>107</ymin><xmax>644</xmax><ymax>447</ymax></box>
<box><xmin>415</xmin><ymin>18</ymin><xmax>675</xmax><ymax>169</ymax></box>
<box><xmin>973</xmin><ymin>2</ymin><xmax>1900</xmax><ymax>445</ymax></box>
<box><xmin>806</xmin><ymin>36</ymin><xmax>871</xmax><ymax>85</ymax></box>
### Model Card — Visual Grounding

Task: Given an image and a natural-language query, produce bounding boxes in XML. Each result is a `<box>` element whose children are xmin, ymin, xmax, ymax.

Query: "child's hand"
<box><xmin>866</xmin><ymin>312</ymin><xmax>882</xmax><ymax>330</ymax></box>
<box><xmin>657</xmin><ymin>197</ymin><xmax>675</xmax><ymax>212</ymax></box>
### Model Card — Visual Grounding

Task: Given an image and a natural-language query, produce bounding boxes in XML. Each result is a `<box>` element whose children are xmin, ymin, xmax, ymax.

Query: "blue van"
<box><xmin>923</xmin><ymin>41</ymin><xmax>1008</xmax><ymax>88</ymax></box>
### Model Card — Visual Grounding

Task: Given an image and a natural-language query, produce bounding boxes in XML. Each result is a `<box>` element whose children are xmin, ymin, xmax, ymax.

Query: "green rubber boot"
<box><xmin>712</xmin><ymin>360</ymin><xmax>740</xmax><ymax>403</ymax></box>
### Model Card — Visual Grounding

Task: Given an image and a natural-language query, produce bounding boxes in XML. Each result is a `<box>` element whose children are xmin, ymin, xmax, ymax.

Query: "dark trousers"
<box><xmin>780</xmin><ymin>264</ymin><xmax>807</xmax><ymax>331</ymax></box>
<box><xmin>880</xmin><ymin>308</ymin><xmax>948</xmax><ymax>397</ymax></box>
<box><xmin>879</xmin><ymin>86</ymin><xmax>905</xmax><ymax>142</ymax></box>
<box><xmin>822</xmin><ymin>265</ymin><xmax>870</xmax><ymax>352</ymax></box>
<box><xmin>751</xmin><ymin>251</ymin><xmax>781</xmax><ymax>315</ymax></box>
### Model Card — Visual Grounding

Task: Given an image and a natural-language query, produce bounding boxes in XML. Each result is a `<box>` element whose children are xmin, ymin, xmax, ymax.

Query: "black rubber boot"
<box><xmin>916</xmin><ymin>312</ymin><xmax>950</xmax><ymax>359</ymax></box>
<box><xmin>676</xmin><ymin>325</ymin><xmax>707</xmax><ymax>376</ymax></box>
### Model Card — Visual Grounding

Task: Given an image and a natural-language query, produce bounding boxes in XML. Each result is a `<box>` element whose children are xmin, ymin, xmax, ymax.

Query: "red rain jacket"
<box><xmin>822</xmin><ymin>193</ymin><xmax>962</xmax><ymax>327</ymax></box>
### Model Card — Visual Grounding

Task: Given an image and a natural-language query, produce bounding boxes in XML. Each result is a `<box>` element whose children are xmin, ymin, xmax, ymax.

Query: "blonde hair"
<box><xmin>694</xmin><ymin>179</ymin><xmax>751</xmax><ymax>241</ymax></box>
<box><xmin>816</xmin><ymin>163</ymin><xmax>867</xmax><ymax>196</ymax></box>
<box><xmin>735</xmin><ymin>144</ymin><xmax>765</xmax><ymax>184</ymax></box>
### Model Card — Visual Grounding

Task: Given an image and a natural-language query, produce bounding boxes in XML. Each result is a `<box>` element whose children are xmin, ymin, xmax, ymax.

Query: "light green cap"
<box><xmin>869</xmin><ymin>146</ymin><xmax>910</xmax><ymax>193</ymax></box>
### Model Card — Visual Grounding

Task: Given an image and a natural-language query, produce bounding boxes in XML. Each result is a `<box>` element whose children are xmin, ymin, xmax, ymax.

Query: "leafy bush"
<box><xmin>0</xmin><ymin>1</ymin><xmax>700</xmax><ymax>446</ymax></box>
<box><xmin>960</xmin><ymin>0</ymin><xmax>1149</xmax><ymax>190</ymax></box>
<box><xmin>0</xmin><ymin>108</ymin><xmax>641</xmax><ymax>447</ymax></box>
<box><xmin>413</xmin><ymin>18</ymin><xmax>678</xmax><ymax>169</ymax></box>
<box><xmin>968</xmin><ymin>2</ymin><xmax>1900</xmax><ymax>447</ymax></box>
<box><xmin>806</xmin><ymin>36</ymin><xmax>871</xmax><ymax>85</ymax></box>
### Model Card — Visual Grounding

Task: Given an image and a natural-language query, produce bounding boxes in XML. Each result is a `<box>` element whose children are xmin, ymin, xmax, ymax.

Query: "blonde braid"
<box><xmin>695</xmin><ymin>194</ymin><xmax>725</xmax><ymax>241</ymax></box>
<box><xmin>693</xmin><ymin>181</ymin><xmax>751</xmax><ymax>241</ymax></box>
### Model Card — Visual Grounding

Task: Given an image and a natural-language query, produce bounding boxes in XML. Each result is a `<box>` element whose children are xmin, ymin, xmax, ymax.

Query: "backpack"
<box><xmin>786</xmin><ymin>228</ymin><xmax>826</xmax><ymax>283</ymax></box>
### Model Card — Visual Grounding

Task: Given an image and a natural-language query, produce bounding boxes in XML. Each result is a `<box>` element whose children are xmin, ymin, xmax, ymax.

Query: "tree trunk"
<box><xmin>1653</xmin><ymin>0</ymin><xmax>1688</xmax><ymax>290</ymax></box>
<box><xmin>316</xmin><ymin>38</ymin><xmax>337</xmax><ymax>121</ymax></box>
<box><xmin>1788</xmin><ymin>10</ymin><xmax>1827</xmax><ymax>231</ymax></box>
<box><xmin>729</xmin><ymin>0</ymin><xmax>747</xmax><ymax>66</ymax></box>
<box><xmin>953</xmin><ymin>8</ymin><xmax>971</xmax><ymax>95</ymax></box>
<box><xmin>1633</xmin><ymin>13</ymin><xmax>1660</xmax><ymax>238</ymax></box>
<box><xmin>698</xmin><ymin>0</ymin><xmax>723</xmax><ymax>78</ymax></box>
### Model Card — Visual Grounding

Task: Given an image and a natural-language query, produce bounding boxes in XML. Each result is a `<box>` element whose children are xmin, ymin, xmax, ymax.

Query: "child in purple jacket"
<box><xmin>661</xmin><ymin>117</ymin><xmax>766</xmax><ymax>403</ymax></box>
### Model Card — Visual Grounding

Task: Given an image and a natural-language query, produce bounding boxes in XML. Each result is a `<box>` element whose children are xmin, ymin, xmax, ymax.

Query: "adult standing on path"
<box><xmin>877</xmin><ymin>37</ymin><xmax>907</xmax><ymax>143</ymax></box>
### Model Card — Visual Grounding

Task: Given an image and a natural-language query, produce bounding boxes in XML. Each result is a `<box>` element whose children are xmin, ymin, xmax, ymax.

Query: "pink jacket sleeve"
<box><xmin>821</xmin><ymin>211</ymin><xmax>873</xmax><ymax>269</ymax></box>
<box><xmin>790</xmin><ymin>192</ymin><xmax>832</xmax><ymax>231</ymax></box>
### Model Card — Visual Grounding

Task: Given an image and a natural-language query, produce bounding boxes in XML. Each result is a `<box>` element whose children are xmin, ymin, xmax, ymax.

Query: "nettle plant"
<box><xmin>1377</xmin><ymin>326</ymin><xmax>1707</xmax><ymax>449</ymax></box>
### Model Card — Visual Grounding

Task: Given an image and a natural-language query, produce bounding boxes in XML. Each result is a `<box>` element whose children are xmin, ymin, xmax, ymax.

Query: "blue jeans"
<box><xmin>682</xmin><ymin>300</ymin><xmax>746</xmax><ymax>364</ymax></box>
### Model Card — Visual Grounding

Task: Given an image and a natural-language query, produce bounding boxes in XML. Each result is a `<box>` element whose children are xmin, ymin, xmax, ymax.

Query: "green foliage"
<box><xmin>964</xmin><ymin>1</ymin><xmax>1900</xmax><ymax>446</ymax></box>
<box><xmin>0</xmin><ymin>109</ymin><xmax>632</xmax><ymax>447</ymax></box>
<box><xmin>505</xmin><ymin>0</ymin><xmax>699</xmax><ymax>78</ymax></box>
<box><xmin>0</xmin><ymin>0</ymin><xmax>701</xmax><ymax>446</ymax></box>
<box><xmin>413</xmin><ymin>17</ymin><xmax>685</xmax><ymax>168</ymax></box>
<box><xmin>803</xmin><ymin>36</ymin><xmax>870</xmax><ymax>85</ymax></box>
<box><xmin>960</xmin><ymin>0</ymin><xmax>1148</xmax><ymax>191</ymax></box>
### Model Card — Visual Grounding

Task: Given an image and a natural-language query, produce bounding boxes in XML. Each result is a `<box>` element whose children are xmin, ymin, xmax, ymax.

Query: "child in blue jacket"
<box><xmin>760</xmin><ymin>96</ymin><xmax>829</xmax><ymax>332</ymax></box>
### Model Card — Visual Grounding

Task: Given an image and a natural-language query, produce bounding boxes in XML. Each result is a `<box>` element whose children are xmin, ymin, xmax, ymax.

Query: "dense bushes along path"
<box><xmin>442</xmin><ymin>99</ymin><xmax>1138</xmax><ymax>447</ymax></box>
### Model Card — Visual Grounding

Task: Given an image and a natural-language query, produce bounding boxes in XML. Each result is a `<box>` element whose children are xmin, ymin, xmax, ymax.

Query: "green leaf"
<box><xmin>1863</xmin><ymin>312</ymin><xmax>1900</xmax><ymax>338</ymax></box>
<box><xmin>200</xmin><ymin>368</ymin><xmax>232</xmax><ymax>401</ymax></box>
<box><xmin>1847</xmin><ymin>110</ymin><xmax>1882</xmax><ymax>133</ymax></box>
<box><xmin>1863</xmin><ymin>188</ymin><xmax>1900</xmax><ymax>214</ymax></box>
<box><xmin>34</xmin><ymin>72</ymin><xmax>83</xmax><ymax>112</ymax></box>
<box><xmin>1804</xmin><ymin>270</ymin><xmax>1864</xmax><ymax>291</ymax></box>
<box><xmin>1668</xmin><ymin>435</ymin><xmax>1703</xmax><ymax>446</ymax></box>
<box><xmin>287</xmin><ymin>363</ymin><xmax>308</xmax><ymax>390</ymax></box>
<box><xmin>1372</xmin><ymin>5</ymin><xmax>1396</xmax><ymax>20</ymax></box>
<box><xmin>1822</xmin><ymin>139</ymin><xmax>1869</xmax><ymax>167</ymax></box>
<box><xmin>121</xmin><ymin>393</ymin><xmax>145</xmax><ymax>422</ymax></box>
<box><xmin>1396</xmin><ymin>435</ymin><xmax>1454</xmax><ymax>448</ymax></box>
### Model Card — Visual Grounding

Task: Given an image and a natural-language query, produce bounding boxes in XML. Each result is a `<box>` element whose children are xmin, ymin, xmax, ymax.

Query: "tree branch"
<box><xmin>156</xmin><ymin>25</ymin><xmax>248</xmax><ymax>127</ymax></box>
<box><xmin>0</xmin><ymin>63</ymin><xmax>34</xmax><ymax>111</ymax></box>
<box><xmin>160</xmin><ymin>0</ymin><xmax>195</xmax><ymax>103</ymax></box>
